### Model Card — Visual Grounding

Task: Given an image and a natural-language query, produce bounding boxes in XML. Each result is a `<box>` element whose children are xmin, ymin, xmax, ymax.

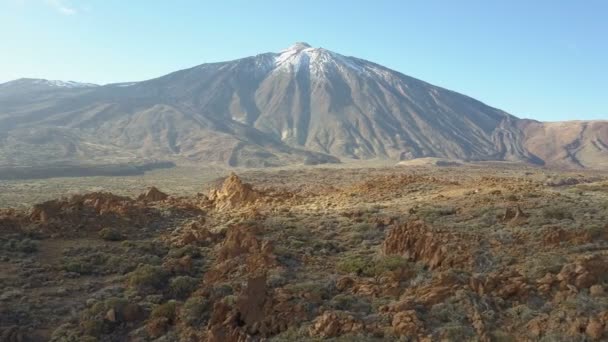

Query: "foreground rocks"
<box><xmin>1</xmin><ymin>167</ymin><xmax>608</xmax><ymax>341</ymax></box>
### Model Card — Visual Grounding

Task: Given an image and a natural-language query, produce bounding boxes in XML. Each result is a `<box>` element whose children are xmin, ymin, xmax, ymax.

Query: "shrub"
<box><xmin>336</xmin><ymin>256</ymin><xmax>369</xmax><ymax>275</ymax></box>
<box><xmin>181</xmin><ymin>297</ymin><xmax>210</xmax><ymax>326</ymax></box>
<box><xmin>418</xmin><ymin>206</ymin><xmax>457</xmax><ymax>222</ymax></box>
<box><xmin>337</xmin><ymin>255</ymin><xmax>409</xmax><ymax>277</ymax></box>
<box><xmin>284</xmin><ymin>281</ymin><xmax>333</xmax><ymax>301</ymax></box>
<box><xmin>49</xmin><ymin>323</ymin><xmax>82</xmax><ymax>342</ymax></box>
<box><xmin>372</xmin><ymin>255</ymin><xmax>409</xmax><ymax>275</ymax></box>
<box><xmin>169</xmin><ymin>276</ymin><xmax>199</xmax><ymax>299</ymax></box>
<box><xmin>151</xmin><ymin>301</ymin><xmax>178</xmax><ymax>323</ymax></box>
<box><xmin>438</xmin><ymin>323</ymin><xmax>475</xmax><ymax>341</ymax></box>
<box><xmin>63</xmin><ymin>260</ymin><xmax>95</xmax><ymax>275</ymax></box>
<box><xmin>167</xmin><ymin>245</ymin><xmax>200</xmax><ymax>258</ymax></box>
<box><xmin>5</xmin><ymin>238</ymin><xmax>38</xmax><ymax>253</ymax></box>
<box><xmin>127</xmin><ymin>265</ymin><xmax>169</xmax><ymax>291</ymax></box>
<box><xmin>329</xmin><ymin>294</ymin><xmax>371</xmax><ymax>313</ymax></box>
<box><xmin>98</xmin><ymin>228</ymin><xmax>124</xmax><ymax>241</ymax></box>
<box><xmin>542</xmin><ymin>206</ymin><xmax>573</xmax><ymax>221</ymax></box>
<box><xmin>80</xmin><ymin>319</ymin><xmax>105</xmax><ymax>337</ymax></box>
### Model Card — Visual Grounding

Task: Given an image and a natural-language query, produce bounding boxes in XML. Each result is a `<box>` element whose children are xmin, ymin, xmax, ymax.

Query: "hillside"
<box><xmin>0</xmin><ymin>43</ymin><xmax>606</xmax><ymax>168</ymax></box>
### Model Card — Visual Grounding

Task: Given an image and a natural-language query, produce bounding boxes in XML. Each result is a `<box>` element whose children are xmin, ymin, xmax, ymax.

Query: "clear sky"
<box><xmin>1</xmin><ymin>0</ymin><xmax>606</xmax><ymax>121</ymax></box>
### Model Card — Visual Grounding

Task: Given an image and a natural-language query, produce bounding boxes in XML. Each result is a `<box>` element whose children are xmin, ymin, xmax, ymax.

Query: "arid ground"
<box><xmin>1</xmin><ymin>163</ymin><xmax>608</xmax><ymax>341</ymax></box>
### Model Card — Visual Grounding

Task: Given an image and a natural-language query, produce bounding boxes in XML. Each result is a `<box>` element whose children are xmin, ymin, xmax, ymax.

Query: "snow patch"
<box><xmin>272</xmin><ymin>43</ymin><xmax>367</xmax><ymax>77</ymax></box>
<box><xmin>38</xmin><ymin>79</ymin><xmax>99</xmax><ymax>88</ymax></box>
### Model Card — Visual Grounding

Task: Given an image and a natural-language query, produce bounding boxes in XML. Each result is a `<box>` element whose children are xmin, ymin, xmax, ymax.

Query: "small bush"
<box><xmin>63</xmin><ymin>261</ymin><xmax>95</xmax><ymax>275</ymax></box>
<box><xmin>5</xmin><ymin>238</ymin><xmax>38</xmax><ymax>253</ymax></box>
<box><xmin>372</xmin><ymin>255</ymin><xmax>409</xmax><ymax>275</ymax></box>
<box><xmin>181</xmin><ymin>297</ymin><xmax>210</xmax><ymax>326</ymax></box>
<box><xmin>418</xmin><ymin>206</ymin><xmax>457</xmax><ymax>222</ymax></box>
<box><xmin>169</xmin><ymin>276</ymin><xmax>199</xmax><ymax>299</ymax></box>
<box><xmin>80</xmin><ymin>319</ymin><xmax>105</xmax><ymax>337</ymax></box>
<box><xmin>542</xmin><ymin>206</ymin><xmax>573</xmax><ymax>221</ymax></box>
<box><xmin>329</xmin><ymin>294</ymin><xmax>371</xmax><ymax>313</ymax></box>
<box><xmin>167</xmin><ymin>245</ymin><xmax>200</xmax><ymax>258</ymax></box>
<box><xmin>337</xmin><ymin>256</ymin><xmax>369</xmax><ymax>275</ymax></box>
<box><xmin>127</xmin><ymin>265</ymin><xmax>169</xmax><ymax>291</ymax></box>
<box><xmin>151</xmin><ymin>301</ymin><xmax>178</xmax><ymax>323</ymax></box>
<box><xmin>99</xmin><ymin>228</ymin><xmax>124</xmax><ymax>241</ymax></box>
<box><xmin>337</xmin><ymin>255</ymin><xmax>409</xmax><ymax>277</ymax></box>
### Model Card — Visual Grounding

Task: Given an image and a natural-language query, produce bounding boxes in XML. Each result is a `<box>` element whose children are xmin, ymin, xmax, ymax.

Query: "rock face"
<box><xmin>209</xmin><ymin>173</ymin><xmax>261</xmax><ymax>210</ymax></box>
<box><xmin>392</xmin><ymin>310</ymin><xmax>424</xmax><ymax>337</ymax></box>
<box><xmin>556</xmin><ymin>255</ymin><xmax>608</xmax><ymax>290</ymax></box>
<box><xmin>309</xmin><ymin>311</ymin><xmax>364</xmax><ymax>338</ymax></box>
<box><xmin>28</xmin><ymin>192</ymin><xmax>148</xmax><ymax>233</ymax></box>
<box><xmin>382</xmin><ymin>220</ymin><xmax>469</xmax><ymax>269</ymax></box>
<box><xmin>2</xmin><ymin>43</ymin><xmax>605</xmax><ymax>168</ymax></box>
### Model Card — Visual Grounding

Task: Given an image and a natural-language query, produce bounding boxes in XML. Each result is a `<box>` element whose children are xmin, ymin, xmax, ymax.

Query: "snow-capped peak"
<box><xmin>281</xmin><ymin>42</ymin><xmax>312</xmax><ymax>53</ymax></box>
<box><xmin>273</xmin><ymin>43</ymin><xmax>366</xmax><ymax>76</ymax></box>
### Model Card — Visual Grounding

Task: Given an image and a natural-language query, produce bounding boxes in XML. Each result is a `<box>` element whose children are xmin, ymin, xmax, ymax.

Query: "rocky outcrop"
<box><xmin>392</xmin><ymin>310</ymin><xmax>424</xmax><ymax>337</ymax></box>
<box><xmin>209</xmin><ymin>173</ymin><xmax>261</xmax><ymax>210</ymax></box>
<box><xmin>204</xmin><ymin>224</ymin><xmax>276</xmax><ymax>287</ymax></box>
<box><xmin>556</xmin><ymin>255</ymin><xmax>608</xmax><ymax>290</ymax></box>
<box><xmin>309</xmin><ymin>311</ymin><xmax>364</xmax><ymax>338</ymax></box>
<box><xmin>27</xmin><ymin>192</ymin><xmax>153</xmax><ymax>235</ymax></box>
<box><xmin>382</xmin><ymin>220</ymin><xmax>470</xmax><ymax>269</ymax></box>
<box><xmin>137</xmin><ymin>186</ymin><xmax>168</xmax><ymax>202</ymax></box>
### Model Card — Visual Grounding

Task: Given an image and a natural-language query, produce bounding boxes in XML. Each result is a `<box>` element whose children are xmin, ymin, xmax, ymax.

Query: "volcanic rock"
<box><xmin>309</xmin><ymin>311</ymin><xmax>364</xmax><ymax>338</ymax></box>
<box><xmin>137</xmin><ymin>186</ymin><xmax>168</xmax><ymax>202</ymax></box>
<box><xmin>209</xmin><ymin>173</ymin><xmax>261</xmax><ymax>210</ymax></box>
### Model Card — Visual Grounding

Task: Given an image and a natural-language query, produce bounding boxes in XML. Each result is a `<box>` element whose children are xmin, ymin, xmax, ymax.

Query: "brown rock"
<box><xmin>575</xmin><ymin>271</ymin><xmax>596</xmax><ymax>289</ymax></box>
<box><xmin>590</xmin><ymin>284</ymin><xmax>605</xmax><ymax>297</ymax></box>
<box><xmin>236</xmin><ymin>274</ymin><xmax>268</xmax><ymax>333</ymax></box>
<box><xmin>105</xmin><ymin>308</ymin><xmax>117</xmax><ymax>322</ymax></box>
<box><xmin>122</xmin><ymin>303</ymin><xmax>143</xmax><ymax>322</ymax></box>
<box><xmin>392</xmin><ymin>310</ymin><xmax>423</xmax><ymax>337</ymax></box>
<box><xmin>309</xmin><ymin>311</ymin><xmax>364</xmax><ymax>338</ymax></box>
<box><xmin>137</xmin><ymin>186</ymin><xmax>168</xmax><ymax>202</ymax></box>
<box><xmin>209</xmin><ymin>173</ymin><xmax>261</xmax><ymax>210</ymax></box>
<box><xmin>336</xmin><ymin>276</ymin><xmax>355</xmax><ymax>291</ymax></box>
<box><xmin>382</xmin><ymin>220</ymin><xmax>469</xmax><ymax>269</ymax></box>
<box><xmin>586</xmin><ymin>318</ymin><xmax>604</xmax><ymax>341</ymax></box>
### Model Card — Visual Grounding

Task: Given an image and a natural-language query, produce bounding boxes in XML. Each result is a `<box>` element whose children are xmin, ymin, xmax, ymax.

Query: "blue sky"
<box><xmin>1</xmin><ymin>0</ymin><xmax>606</xmax><ymax>121</ymax></box>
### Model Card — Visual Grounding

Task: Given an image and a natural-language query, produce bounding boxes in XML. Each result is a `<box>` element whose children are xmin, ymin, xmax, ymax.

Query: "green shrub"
<box><xmin>337</xmin><ymin>256</ymin><xmax>369</xmax><ymax>275</ymax></box>
<box><xmin>542</xmin><ymin>206</ymin><xmax>573</xmax><ymax>221</ymax></box>
<box><xmin>168</xmin><ymin>245</ymin><xmax>200</xmax><ymax>258</ymax></box>
<box><xmin>63</xmin><ymin>260</ymin><xmax>95</xmax><ymax>275</ymax></box>
<box><xmin>151</xmin><ymin>301</ymin><xmax>178</xmax><ymax>323</ymax></box>
<box><xmin>169</xmin><ymin>276</ymin><xmax>199</xmax><ymax>299</ymax></box>
<box><xmin>98</xmin><ymin>228</ymin><xmax>124</xmax><ymax>241</ymax></box>
<box><xmin>329</xmin><ymin>294</ymin><xmax>371</xmax><ymax>313</ymax></box>
<box><xmin>80</xmin><ymin>319</ymin><xmax>105</xmax><ymax>337</ymax></box>
<box><xmin>337</xmin><ymin>255</ymin><xmax>409</xmax><ymax>277</ymax></box>
<box><xmin>127</xmin><ymin>265</ymin><xmax>169</xmax><ymax>291</ymax></box>
<box><xmin>5</xmin><ymin>238</ymin><xmax>38</xmax><ymax>253</ymax></box>
<box><xmin>372</xmin><ymin>255</ymin><xmax>409</xmax><ymax>274</ymax></box>
<box><xmin>181</xmin><ymin>297</ymin><xmax>210</xmax><ymax>326</ymax></box>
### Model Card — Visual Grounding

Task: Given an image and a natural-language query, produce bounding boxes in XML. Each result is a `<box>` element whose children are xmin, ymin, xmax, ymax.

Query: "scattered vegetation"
<box><xmin>98</xmin><ymin>227</ymin><xmax>125</xmax><ymax>241</ymax></box>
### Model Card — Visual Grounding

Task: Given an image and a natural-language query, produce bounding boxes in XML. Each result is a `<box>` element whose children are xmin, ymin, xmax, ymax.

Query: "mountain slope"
<box><xmin>517</xmin><ymin>120</ymin><xmax>608</xmax><ymax>169</ymax></box>
<box><xmin>0</xmin><ymin>43</ymin><xmax>606</xmax><ymax>168</ymax></box>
